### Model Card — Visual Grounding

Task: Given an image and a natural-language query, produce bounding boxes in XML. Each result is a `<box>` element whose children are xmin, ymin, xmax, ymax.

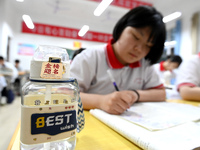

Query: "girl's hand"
<box><xmin>99</xmin><ymin>91</ymin><xmax>138</xmax><ymax>114</ymax></box>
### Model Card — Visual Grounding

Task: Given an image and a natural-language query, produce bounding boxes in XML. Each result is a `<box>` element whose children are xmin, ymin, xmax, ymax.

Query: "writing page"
<box><xmin>120</xmin><ymin>102</ymin><xmax>200</xmax><ymax>131</ymax></box>
<box><xmin>90</xmin><ymin>109</ymin><xmax>200</xmax><ymax>150</ymax></box>
<box><xmin>147</xmin><ymin>122</ymin><xmax>200</xmax><ymax>150</ymax></box>
<box><xmin>90</xmin><ymin>109</ymin><xmax>153</xmax><ymax>150</ymax></box>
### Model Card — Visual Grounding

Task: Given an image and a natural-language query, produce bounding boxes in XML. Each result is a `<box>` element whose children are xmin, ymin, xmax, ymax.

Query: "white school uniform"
<box><xmin>0</xmin><ymin>76</ymin><xmax>7</xmax><ymax>92</ymax></box>
<box><xmin>0</xmin><ymin>61</ymin><xmax>18</xmax><ymax>83</ymax></box>
<box><xmin>153</xmin><ymin>62</ymin><xmax>165</xmax><ymax>83</ymax></box>
<box><xmin>176</xmin><ymin>53</ymin><xmax>200</xmax><ymax>90</ymax></box>
<box><xmin>153</xmin><ymin>62</ymin><xmax>174</xmax><ymax>85</ymax></box>
<box><xmin>70</xmin><ymin>40</ymin><xmax>163</xmax><ymax>94</ymax></box>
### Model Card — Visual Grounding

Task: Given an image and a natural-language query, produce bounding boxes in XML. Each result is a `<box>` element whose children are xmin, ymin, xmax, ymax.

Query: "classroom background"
<box><xmin>1</xmin><ymin>0</ymin><xmax>200</xmax><ymax>150</ymax></box>
<box><xmin>1</xmin><ymin>0</ymin><xmax>200</xmax><ymax>70</ymax></box>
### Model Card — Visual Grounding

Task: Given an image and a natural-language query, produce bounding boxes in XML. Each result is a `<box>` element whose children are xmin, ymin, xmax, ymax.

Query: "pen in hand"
<box><xmin>107</xmin><ymin>69</ymin><xmax>129</xmax><ymax>112</ymax></box>
<box><xmin>107</xmin><ymin>69</ymin><xmax>119</xmax><ymax>91</ymax></box>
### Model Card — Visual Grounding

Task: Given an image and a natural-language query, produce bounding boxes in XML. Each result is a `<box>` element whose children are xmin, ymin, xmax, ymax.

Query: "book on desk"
<box><xmin>90</xmin><ymin>102</ymin><xmax>200</xmax><ymax>150</ymax></box>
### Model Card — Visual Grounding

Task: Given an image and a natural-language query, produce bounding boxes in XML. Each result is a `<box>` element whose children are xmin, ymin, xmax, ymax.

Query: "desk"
<box><xmin>8</xmin><ymin>99</ymin><xmax>200</xmax><ymax>150</ymax></box>
<box><xmin>0</xmin><ymin>70</ymin><xmax>13</xmax><ymax>76</ymax></box>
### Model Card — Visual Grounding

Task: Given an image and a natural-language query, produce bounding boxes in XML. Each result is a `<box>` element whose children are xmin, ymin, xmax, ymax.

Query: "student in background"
<box><xmin>0</xmin><ymin>56</ymin><xmax>18</xmax><ymax>103</ymax></box>
<box><xmin>14</xmin><ymin>59</ymin><xmax>27</xmax><ymax>75</ymax></box>
<box><xmin>176</xmin><ymin>53</ymin><xmax>200</xmax><ymax>101</ymax></box>
<box><xmin>0</xmin><ymin>56</ymin><xmax>18</xmax><ymax>84</ymax></box>
<box><xmin>70</xmin><ymin>6</ymin><xmax>166</xmax><ymax>114</ymax></box>
<box><xmin>15</xmin><ymin>59</ymin><xmax>22</xmax><ymax>72</ymax></box>
<box><xmin>0</xmin><ymin>59</ymin><xmax>7</xmax><ymax>93</ymax></box>
<box><xmin>153</xmin><ymin>55</ymin><xmax>182</xmax><ymax>85</ymax></box>
<box><xmin>14</xmin><ymin>59</ymin><xmax>26</xmax><ymax>96</ymax></box>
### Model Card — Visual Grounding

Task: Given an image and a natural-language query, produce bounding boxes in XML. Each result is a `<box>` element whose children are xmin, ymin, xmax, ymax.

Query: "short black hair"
<box><xmin>113</xmin><ymin>5</ymin><xmax>166</xmax><ymax>65</ymax></box>
<box><xmin>0</xmin><ymin>56</ymin><xmax>4</xmax><ymax>61</ymax></box>
<box><xmin>169</xmin><ymin>55</ymin><xmax>182</xmax><ymax>66</ymax></box>
<box><xmin>15</xmin><ymin>59</ymin><xmax>20</xmax><ymax>63</ymax></box>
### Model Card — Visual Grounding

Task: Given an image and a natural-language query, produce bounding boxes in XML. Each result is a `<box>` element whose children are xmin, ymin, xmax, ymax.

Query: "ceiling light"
<box><xmin>163</xmin><ymin>12</ymin><xmax>182</xmax><ymax>23</ymax></box>
<box><xmin>164</xmin><ymin>41</ymin><xmax>177</xmax><ymax>47</ymax></box>
<box><xmin>78</xmin><ymin>25</ymin><xmax>89</xmax><ymax>37</ymax></box>
<box><xmin>94</xmin><ymin>0</ymin><xmax>113</xmax><ymax>16</ymax></box>
<box><xmin>22</xmin><ymin>15</ymin><xmax>34</xmax><ymax>29</ymax></box>
<box><xmin>16</xmin><ymin>0</ymin><xmax>24</xmax><ymax>2</ymax></box>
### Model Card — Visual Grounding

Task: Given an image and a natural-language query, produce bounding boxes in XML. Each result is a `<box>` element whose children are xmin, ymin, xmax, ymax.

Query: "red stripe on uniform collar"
<box><xmin>159</xmin><ymin>61</ymin><xmax>165</xmax><ymax>71</ymax></box>
<box><xmin>106</xmin><ymin>39</ymin><xmax>140</xmax><ymax>69</ymax></box>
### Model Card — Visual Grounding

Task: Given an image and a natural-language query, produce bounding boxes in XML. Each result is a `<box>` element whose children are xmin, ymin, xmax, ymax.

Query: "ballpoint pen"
<box><xmin>107</xmin><ymin>69</ymin><xmax>140</xmax><ymax>105</ymax></box>
<box><xmin>107</xmin><ymin>69</ymin><xmax>129</xmax><ymax>111</ymax></box>
<box><xmin>107</xmin><ymin>69</ymin><xmax>119</xmax><ymax>91</ymax></box>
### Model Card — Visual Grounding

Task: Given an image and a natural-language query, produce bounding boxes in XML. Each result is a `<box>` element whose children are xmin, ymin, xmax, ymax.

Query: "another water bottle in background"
<box><xmin>20</xmin><ymin>45</ymin><xmax>84</xmax><ymax>150</ymax></box>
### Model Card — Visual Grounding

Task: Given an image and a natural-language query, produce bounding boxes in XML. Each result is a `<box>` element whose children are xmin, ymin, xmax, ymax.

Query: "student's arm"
<box><xmin>18</xmin><ymin>71</ymin><xmax>26</xmax><ymax>76</ymax></box>
<box><xmin>137</xmin><ymin>88</ymin><xmax>166</xmax><ymax>102</ymax></box>
<box><xmin>176</xmin><ymin>55</ymin><xmax>200</xmax><ymax>101</ymax></box>
<box><xmin>179</xmin><ymin>86</ymin><xmax>200</xmax><ymax>101</ymax></box>
<box><xmin>80</xmin><ymin>88</ymin><xmax>166</xmax><ymax>115</ymax></box>
<box><xmin>80</xmin><ymin>90</ymin><xmax>138</xmax><ymax>115</ymax></box>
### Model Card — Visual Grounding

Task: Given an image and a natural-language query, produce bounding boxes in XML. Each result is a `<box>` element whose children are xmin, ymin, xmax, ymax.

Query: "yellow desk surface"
<box><xmin>8</xmin><ymin>99</ymin><xmax>200</xmax><ymax>150</ymax></box>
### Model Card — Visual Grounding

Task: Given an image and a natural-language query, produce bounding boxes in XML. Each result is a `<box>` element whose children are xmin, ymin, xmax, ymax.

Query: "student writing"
<box><xmin>70</xmin><ymin>6</ymin><xmax>166</xmax><ymax>115</ymax></box>
<box><xmin>153</xmin><ymin>55</ymin><xmax>182</xmax><ymax>85</ymax></box>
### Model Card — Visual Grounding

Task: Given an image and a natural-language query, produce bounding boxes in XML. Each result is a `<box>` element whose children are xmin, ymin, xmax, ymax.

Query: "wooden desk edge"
<box><xmin>7</xmin><ymin>121</ymin><xmax>20</xmax><ymax>150</ymax></box>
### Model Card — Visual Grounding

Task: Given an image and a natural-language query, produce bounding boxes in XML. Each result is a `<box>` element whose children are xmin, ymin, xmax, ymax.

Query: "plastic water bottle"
<box><xmin>20</xmin><ymin>45</ymin><xmax>84</xmax><ymax>150</ymax></box>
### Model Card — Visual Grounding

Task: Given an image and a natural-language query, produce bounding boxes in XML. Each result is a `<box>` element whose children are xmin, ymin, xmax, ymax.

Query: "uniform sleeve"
<box><xmin>143</xmin><ymin>63</ymin><xmax>164</xmax><ymax>89</ymax></box>
<box><xmin>176</xmin><ymin>56</ymin><xmax>200</xmax><ymax>90</ymax></box>
<box><xmin>70</xmin><ymin>50</ymin><xmax>97</xmax><ymax>92</ymax></box>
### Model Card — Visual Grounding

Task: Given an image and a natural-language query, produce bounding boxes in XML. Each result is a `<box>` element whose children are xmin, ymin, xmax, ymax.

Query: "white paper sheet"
<box><xmin>120</xmin><ymin>102</ymin><xmax>200</xmax><ymax>131</ymax></box>
<box><xmin>90</xmin><ymin>102</ymin><xmax>200</xmax><ymax>150</ymax></box>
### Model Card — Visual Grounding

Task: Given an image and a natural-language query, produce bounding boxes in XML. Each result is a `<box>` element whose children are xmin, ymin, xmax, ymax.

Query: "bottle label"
<box><xmin>40</xmin><ymin>62</ymin><xmax>63</xmax><ymax>79</ymax></box>
<box><xmin>31</xmin><ymin>110</ymin><xmax>76</xmax><ymax>135</ymax></box>
<box><xmin>21</xmin><ymin>104</ymin><xmax>77</xmax><ymax>145</ymax></box>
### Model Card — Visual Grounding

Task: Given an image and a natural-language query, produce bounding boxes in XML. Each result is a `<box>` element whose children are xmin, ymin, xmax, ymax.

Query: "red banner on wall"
<box><xmin>90</xmin><ymin>0</ymin><xmax>152</xmax><ymax>9</ymax></box>
<box><xmin>22</xmin><ymin>22</ymin><xmax>112</xmax><ymax>43</ymax></box>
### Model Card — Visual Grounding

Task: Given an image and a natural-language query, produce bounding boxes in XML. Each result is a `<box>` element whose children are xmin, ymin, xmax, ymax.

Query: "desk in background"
<box><xmin>8</xmin><ymin>99</ymin><xmax>200</xmax><ymax>150</ymax></box>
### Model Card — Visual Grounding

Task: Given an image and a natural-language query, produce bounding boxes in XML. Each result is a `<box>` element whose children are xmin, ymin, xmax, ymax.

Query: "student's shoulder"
<box><xmin>81</xmin><ymin>44</ymin><xmax>106</xmax><ymax>56</ymax></box>
<box><xmin>73</xmin><ymin>44</ymin><xmax>105</xmax><ymax>61</ymax></box>
<box><xmin>182</xmin><ymin>54</ymin><xmax>200</xmax><ymax>65</ymax></box>
<box><xmin>152</xmin><ymin>62</ymin><xmax>160</xmax><ymax>68</ymax></box>
<box><xmin>86</xmin><ymin>44</ymin><xmax>106</xmax><ymax>52</ymax></box>
<box><xmin>137</xmin><ymin>59</ymin><xmax>154</xmax><ymax>72</ymax></box>
<box><xmin>141</xmin><ymin>58</ymin><xmax>151</xmax><ymax>68</ymax></box>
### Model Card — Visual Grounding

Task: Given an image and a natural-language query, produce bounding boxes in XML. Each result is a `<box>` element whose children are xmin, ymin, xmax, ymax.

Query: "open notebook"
<box><xmin>90</xmin><ymin>102</ymin><xmax>200</xmax><ymax>150</ymax></box>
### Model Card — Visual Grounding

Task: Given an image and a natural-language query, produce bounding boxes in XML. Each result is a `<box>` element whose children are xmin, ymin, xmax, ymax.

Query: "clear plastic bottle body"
<box><xmin>20</xmin><ymin>79</ymin><xmax>79</xmax><ymax>150</ymax></box>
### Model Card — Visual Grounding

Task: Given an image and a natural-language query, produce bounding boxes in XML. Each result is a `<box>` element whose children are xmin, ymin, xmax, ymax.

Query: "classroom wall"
<box><xmin>1</xmin><ymin>1</ymin><xmax>200</xmax><ymax>70</ymax></box>
<box><xmin>197</xmin><ymin>12</ymin><xmax>200</xmax><ymax>52</ymax></box>
<box><xmin>2</xmin><ymin>0</ymin><xmax>104</xmax><ymax>71</ymax></box>
<box><xmin>164</xmin><ymin>12</ymin><xmax>196</xmax><ymax>61</ymax></box>
<box><xmin>179</xmin><ymin>13</ymin><xmax>193</xmax><ymax>60</ymax></box>
<box><xmin>10</xmin><ymin>33</ymin><xmax>103</xmax><ymax>71</ymax></box>
<box><xmin>0</xmin><ymin>0</ymin><xmax>3</xmax><ymax>55</ymax></box>
<box><xmin>174</xmin><ymin>3</ymin><xmax>200</xmax><ymax>60</ymax></box>
<box><xmin>0</xmin><ymin>0</ymin><xmax>7</xmax><ymax>58</ymax></box>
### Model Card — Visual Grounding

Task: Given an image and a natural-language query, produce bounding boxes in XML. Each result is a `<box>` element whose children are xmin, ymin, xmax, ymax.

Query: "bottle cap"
<box><xmin>30</xmin><ymin>45</ymin><xmax>70</xmax><ymax>80</ymax></box>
